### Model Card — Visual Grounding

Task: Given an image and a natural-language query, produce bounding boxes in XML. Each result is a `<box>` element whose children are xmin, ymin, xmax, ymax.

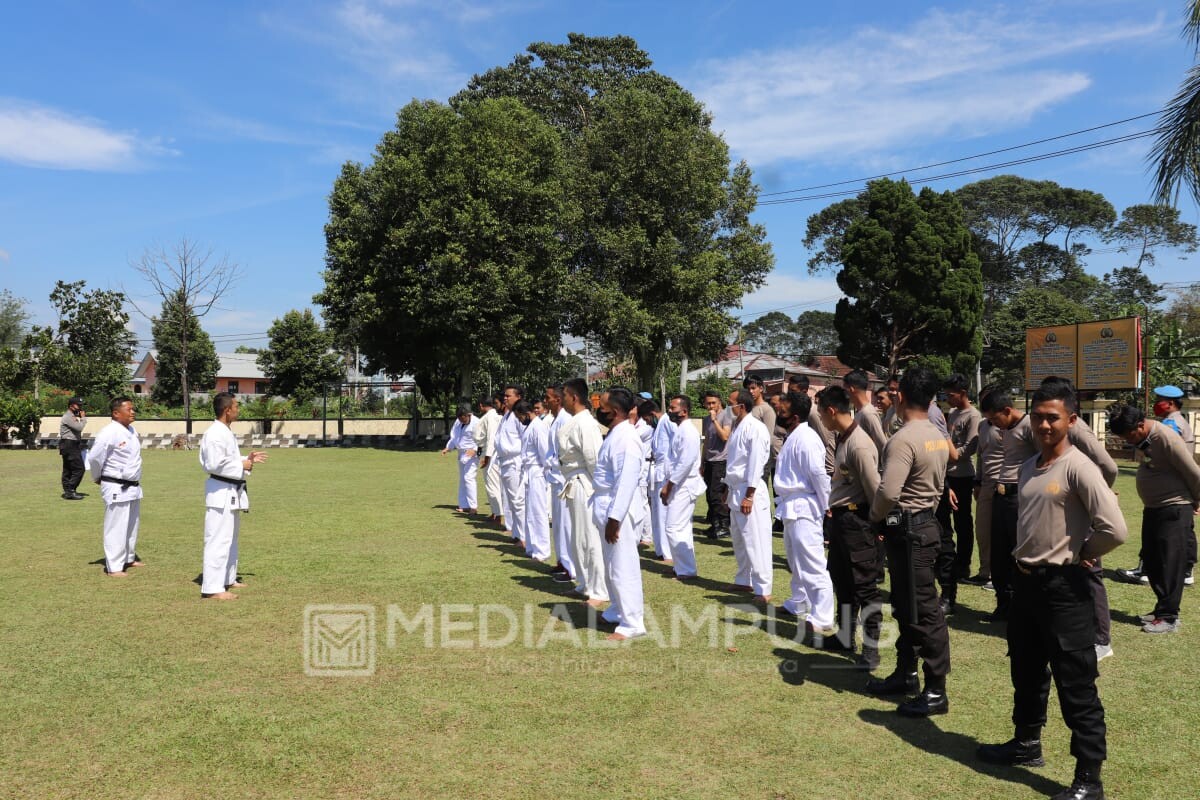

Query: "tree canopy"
<box><xmin>258</xmin><ymin>309</ymin><xmax>344</xmax><ymax>402</ymax></box>
<box><xmin>317</xmin><ymin>97</ymin><xmax>571</xmax><ymax>402</ymax></box>
<box><xmin>832</xmin><ymin>179</ymin><xmax>983</xmax><ymax>375</ymax></box>
<box><xmin>150</xmin><ymin>289</ymin><xmax>220</xmax><ymax>405</ymax></box>
<box><xmin>32</xmin><ymin>280</ymin><xmax>136</xmax><ymax>398</ymax></box>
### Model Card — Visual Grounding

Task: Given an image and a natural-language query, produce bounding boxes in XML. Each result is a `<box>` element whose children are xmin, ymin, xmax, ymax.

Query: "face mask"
<box><xmin>1153</xmin><ymin>400</ymin><xmax>1172</xmax><ymax>418</ymax></box>
<box><xmin>667</xmin><ymin>411</ymin><xmax>686</xmax><ymax>425</ymax></box>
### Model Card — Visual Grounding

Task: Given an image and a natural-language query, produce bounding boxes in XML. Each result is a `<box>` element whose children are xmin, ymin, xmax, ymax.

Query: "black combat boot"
<box><xmin>865</xmin><ymin>669</ymin><xmax>918</xmax><ymax>696</ymax></box>
<box><xmin>1050</xmin><ymin>760</ymin><xmax>1104</xmax><ymax>800</ymax></box>
<box><xmin>977</xmin><ymin>726</ymin><xmax>1045</xmax><ymax>767</ymax></box>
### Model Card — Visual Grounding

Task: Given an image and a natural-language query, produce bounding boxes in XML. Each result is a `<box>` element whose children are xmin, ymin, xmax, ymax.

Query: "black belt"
<box><xmin>996</xmin><ymin>482</ymin><xmax>1019</xmax><ymax>497</ymax></box>
<box><xmin>884</xmin><ymin>508</ymin><xmax>937</xmax><ymax>528</ymax></box>
<box><xmin>1016</xmin><ymin>561</ymin><xmax>1077</xmax><ymax>576</ymax></box>
<box><xmin>830</xmin><ymin>504</ymin><xmax>867</xmax><ymax>518</ymax></box>
<box><xmin>101</xmin><ymin>475</ymin><xmax>139</xmax><ymax>487</ymax></box>
<box><xmin>209</xmin><ymin>474</ymin><xmax>246</xmax><ymax>489</ymax></box>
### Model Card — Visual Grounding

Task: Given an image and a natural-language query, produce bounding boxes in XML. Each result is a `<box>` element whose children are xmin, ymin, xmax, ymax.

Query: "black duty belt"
<box><xmin>1016</xmin><ymin>561</ymin><xmax>1077</xmax><ymax>576</ymax></box>
<box><xmin>209</xmin><ymin>474</ymin><xmax>247</xmax><ymax>489</ymax></box>
<box><xmin>101</xmin><ymin>475</ymin><xmax>139</xmax><ymax>487</ymax></box>
<box><xmin>884</xmin><ymin>508</ymin><xmax>937</xmax><ymax>528</ymax></box>
<box><xmin>996</xmin><ymin>482</ymin><xmax>1019</xmax><ymax>497</ymax></box>
<box><xmin>830</xmin><ymin>503</ymin><xmax>867</xmax><ymax>518</ymax></box>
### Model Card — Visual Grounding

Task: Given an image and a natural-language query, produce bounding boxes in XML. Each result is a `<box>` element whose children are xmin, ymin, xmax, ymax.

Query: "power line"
<box><xmin>758</xmin><ymin>130</ymin><xmax>1157</xmax><ymax>207</ymax></box>
<box><xmin>758</xmin><ymin>111</ymin><xmax>1160</xmax><ymax>199</ymax></box>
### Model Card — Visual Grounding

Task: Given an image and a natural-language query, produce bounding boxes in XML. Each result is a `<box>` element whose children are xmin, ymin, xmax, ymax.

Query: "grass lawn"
<box><xmin>0</xmin><ymin>448</ymin><xmax>1195</xmax><ymax>799</ymax></box>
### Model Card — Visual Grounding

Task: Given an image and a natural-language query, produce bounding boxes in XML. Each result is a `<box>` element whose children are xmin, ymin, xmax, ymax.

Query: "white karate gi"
<box><xmin>475</xmin><ymin>408</ymin><xmax>505</xmax><ymax>519</ymax></box>
<box><xmin>521</xmin><ymin>414</ymin><xmax>553</xmax><ymax>560</ymax></box>
<box><xmin>546</xmin><ymin>408</ymin><xmax>576</xmax><ymax>576</ymax></box>
<box><xmin>774</xmin><ymin>423</ymin><xmax>834</xmax><ymax>626</ymax></box>
<box><xmin>723</xmin><ymin>414</ymin><xmax>773</xmax><ymax>596</ymax></box>
<box><xmin>494</xmin><ymin>410</ymin><xmax>527</xmax><ymax>544</ymax></box>
<box><xmin>662</xmin><ymin>418</ymin><xmax>705</xmax><ymax>578</ymax></box>
<box><xmin>444</xmin><ymin>416</ymin><xmax>479</xmax><ymax>511</ymax></box>
<box><xmin>558</xmin><ymin>409</ymin><xmax>607</xmax><ymax>601</ymax></box>
<box><xmin>88</xmin><ymin>420</ymin><xmax>143</xmax><ymax>573</ymax></box>
<box><xmin>633</xmin><ymin>418</ymin><xmax>653</xmax><ymax>544</ymax></box>
<box><xmin>649</xmin><ymin>416</ymin><xmax>676</xmax><ymax>558</ymax></box>
<box><xmin>198</xmin><ymin>420</ymin><xmax>252</xmax><ymax>595</ymax></box>
<box><xmin>591</xmin><ymin>419</ymin><xmax>647</xmax><ymax>637</ymax></box>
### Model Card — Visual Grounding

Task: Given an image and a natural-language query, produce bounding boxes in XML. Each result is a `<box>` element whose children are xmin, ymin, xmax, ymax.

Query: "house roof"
<box><xmin>684</xmin><ymin>345</ymin><xmax>880</xmax><ymax>386</ymax></box>
<box><xmin>215</xmin><ymin>353</ymin><xmax>266</xmax><ymax>380</ymax></box>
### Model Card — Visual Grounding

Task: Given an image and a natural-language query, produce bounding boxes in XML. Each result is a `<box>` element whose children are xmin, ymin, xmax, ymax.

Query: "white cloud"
<box><xmin>0</xmin><ymin>248</ymin><xmax>10</xmax><ymax>263</ymax></box>
<box><xmin>693</xmin><ymin>8</ymin><xmax>1166</xmax><ymax>166</ymax></box>
<box><xmin>0</xmin><ymin>100</ymin><xmax>174</xmax><ymax>170</ymax></box>
<box><xmin>737</xmin><ymin>274</ymin><xmax>841</xmax><ymax>321</ymax></box>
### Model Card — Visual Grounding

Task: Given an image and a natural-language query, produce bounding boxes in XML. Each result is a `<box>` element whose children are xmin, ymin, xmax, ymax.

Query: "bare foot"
<box><xmin>663</xmin><ymin>559</ymin><xmax>674</xmax><ymax>567</ymax></box>
<box><xmin>606</xmin><ymin>632</ymin><xmax>629</xmax><ymax>641</ymax></box>
<box><xmin>754</xmin><ymin>594</ymin><xmax>772</xmax><ymax>605</ymax></box>
<box><xmin>228</xmin><ymin>581</ymin><xmax>247</xmax><ymax>589</ymax></box>
<box><xmin>106</xmin><ymin>571</ymin><xmax>128</xmax><ymax>578</ymax></box>
<box><xmin>202</xmin><ymin>591</ymin><xmax>238</xmax><ymax>600</ymax></box>
<box><xmin>455</xmin><ymin>507</ymin><xmax>466</xmax><ymax>513</ymax></box>
<box><xmin>585</xmin><ymin>599</ymin><xmax>607</xmax><ymax>609</ymax></box>
<box><xmin>125</xmin><ymin>560</ymin><xmax>145</xmax><ymax>568</ymax></box>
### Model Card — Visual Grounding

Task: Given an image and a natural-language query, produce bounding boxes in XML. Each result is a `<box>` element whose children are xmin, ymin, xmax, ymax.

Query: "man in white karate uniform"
<box><xmin>475</xmin><ymin>396</ymin><xmax>506</xmax><ymax>526</ymax></box>
<box><xmin>198</xmin><ymin>392</ymin><xmax>266</xmax><ymax>600</ymax></box>
<box><xmin>723</xmin><ymin>388</ymin><xmax>773</xmax><ymax>603</ymax></box>
<box><xmin>592</xmin><ymin>387</ymin><xmax>648</xmax><ymax>640</ymax></box>
<box><xmin>544</xmin><ymin>385</ymin><xmax>576</xmax><ymax>582</ymax></box>
<box><xmin>88</xmin><ymin>396</ymin><xmax>144</xmax><ymax>577</ymax></box>
<box><xmin>773</xmin><ymin>391</ymin><xmax>834</xmax><ymax>634</ymax></box>
<box><xmin>441</xmin><ymin>404</ymin><xmax>479</xmax><ymax>513</ymax></box>
<box><xmin>517</xmin><ymin>399</ymin><xmax>553</xmax><ymax>561</ymax></box>
<box><xmin>558</xmin><ymin>378</ymin><xmax>608</xmax><ymax>607</ymax></box>
<box><xmin>659</xmin><ymin>395</ymin><xmax>705</xmax><ymax>579</ymax></box>
<box><xmin>646</xmin><ymin>398</ymin><xmax>676</xmax><ymax>562</ymax></box>
<box><xmin>630</xmin><ymin>398</ymin><xmax>654</xmax><ymax>547</ymax></box>
<box><xmin>494</xmin><ymin>385</ymin><xmax>528</xmax><ymax>546</ymax></box>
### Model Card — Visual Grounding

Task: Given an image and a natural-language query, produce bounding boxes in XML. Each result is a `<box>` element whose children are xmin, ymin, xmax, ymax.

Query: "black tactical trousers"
<box><xmin>826</xmin><ymin>508</ymin><xmax>882</xmax><ymax>650</ymax></box>
<box><xmin>990</xmin><ymin>491</ymin><xmax>1019</xmax><ymax>611</ymax></box>
<box><xmin>885</xmin><ymin>517</ymin><xmax>951</xmax><ymax>683</ymax></box>
<box><xmin>60</xmin><ymin>440</ymin><xmax>85</xmax><ymax>493</ymax></box>
<box><xmin>1009</xmin><ymin>565</ymin><xmax>1106</xmax><ymax>764</ymax></box>
<box><xmin>1143</xmin><ymin>504</ymin><xmax>1192</xmax><ymax>622</ymax></box>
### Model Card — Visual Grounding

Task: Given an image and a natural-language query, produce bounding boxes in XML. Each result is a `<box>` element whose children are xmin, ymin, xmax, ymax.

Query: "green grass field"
<box><xmin>1</xmin><ymin>448</ymin><xmax>1195</xmax><ymax>799</ymax></box>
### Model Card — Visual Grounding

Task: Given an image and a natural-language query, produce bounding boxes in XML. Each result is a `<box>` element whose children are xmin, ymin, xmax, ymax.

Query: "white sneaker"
<box><xmin>1186</xmin><ymin>572</ymin><xmax>1195</xmax><ymax>587</ymax></box>
<box><xmin>1095</xmin><ymin>643</ymin><xmax>1114</xmax><ymax>662</ymax></box>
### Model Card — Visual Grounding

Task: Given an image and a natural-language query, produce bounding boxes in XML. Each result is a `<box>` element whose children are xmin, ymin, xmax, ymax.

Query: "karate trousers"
<box><xmin>457</xmin><ymin>456</ymin><xmax>478</xmax><ymax>511</ymax></box>
<box><xmin>649</xmin><ymin>468</ymin><xmax>669</xmax><ymax>557</ymax></box>
<box><xmin>102</xmin><ymin>498</ymin><xmax>140</xmax><ymax>573</ymax></box>
<box><xmin>781</xmin><ymin>515</ymin><xmax>835</xmax><ymax>628</ymax></box>
<box><xmin>484</xmin><ymin>458</ymin><xmax>505</xmax><ymax>519</ymax></box>
<box><xmin>499</xmin><ymin>461</ymin><xmax>526</xmax><ymax>544</ymax></box>
<box><xmin>729</xmin><ymin>486</ymin><xmax>773</xmax><ymax>597</ymax></box>
<box><xmin>600</xmin><ymin>514</ymin><xmax>647</xmax><ymax>638</ymax></box>
<box><xmin>548</xmin><ymin>481</ymin><xmax>576</xmax><ymax>576</ymax></box>
<box><xmin>524</xmin><ymin>470</ymin><xmax>552</xmax><ymax>561</ymax></box>
<box><xmin>202</xmin><ymin>506</ymin><xmax>241</xmax><ymax>595</ymax></box>
<box><xmin>663</xmin><ymin>486</ymin><xmax>700</xmax><ymax>577</ymax></box>
<box><xmin>563</xmin><ymin>475</ymin><xmax>607</xmax><ymax>601</ymax></box>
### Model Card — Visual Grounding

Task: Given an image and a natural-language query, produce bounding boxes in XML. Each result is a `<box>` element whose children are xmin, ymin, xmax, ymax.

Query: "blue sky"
<box><xmin>1</xmin><ymin>0</ymin><xmax>1197</xmax><ymax>352</ymax></box>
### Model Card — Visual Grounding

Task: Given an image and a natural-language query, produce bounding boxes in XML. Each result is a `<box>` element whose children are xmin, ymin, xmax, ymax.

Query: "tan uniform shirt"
<box><xmin>883</xmin><ymin>406</ymin><xmax>902</xmax><ymax>437</ymax></box>
<box><xmin>998</xmin><ymin>414</ymin><xmax>1037</xmax><ymax>485</ymax></box>
<box><xmin>1135</xmin><ymin>422</ymin><xmax>1200</xmax><ymax>509</ymax></box>
<box><xmin>870</xmin><ymin>418</ymin><xmax>949</xmax><ymax>522</ymax></box>
<box><xmin>750</xmin><ymin>401</ymin><xmax>779</xmax><ymax>459</ymax></box>
<box><xmin>807</xmin><ymin>405</ymin><xmax>836</xmax><ymax>475</ymax></box>
<box><xmin>946</xmin><ymin>406</ymin><xmax>982</xmax><ymax>479</ymax></box>
<box><xmin>856</xmin><ymin>404</ymin><xmax>888</xmax><ymax>458</ymax></box>
<box><xmin>830</xmin><ymin>424</ymin><xmax>881</xmax><ymax>509</ymax></box>
<box><xmin>977</xmin><ymin>419</ymin><xmax>1003</xmax><ymax>487</ymax></box>
<box><xmin>1015</xmin><ymin>446</ymin><xmax>1128</xmax><ymax>565</ymax></box>
<box><xmin>1068</xmin><ymin>419</ymin><xmax>1118</xmax><ymax>487</ymax></box>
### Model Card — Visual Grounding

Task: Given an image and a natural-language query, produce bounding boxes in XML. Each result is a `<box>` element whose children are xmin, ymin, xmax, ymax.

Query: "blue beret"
<box><xmin>637</xmin><ymin>391</ymin><xmax>653</xmax><ymax>399</ymax></box>
<box><xmin>1153</xmin><ymin>385</ymin><xmax>1184</xmax><ymax>399</ymax></box>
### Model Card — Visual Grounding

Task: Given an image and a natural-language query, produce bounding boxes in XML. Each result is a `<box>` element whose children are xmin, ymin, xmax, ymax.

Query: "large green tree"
<box><xmin>35</xmin><ymin>280</ymin><xmax>136</xmax><ymax>398</ymax></box>
<box><xmin>984</xmin><ymin>286</ymin><xmax>1094</xmax><ymax>389</ymax></box>
<box><xmin>1101</xmin><ymin>203</ymin><xmax>1199</xmax><ymax>270</ymax></box>
<box><xmin>317</xmin><ymin>97</ymin><xmax>569</xmax><ymax>401</ymax></box>
<box><xmin>0</xmin><ymin>290</ymin><xmax>28</xmax><ymax>349</ymax></box>
<box><xmin>150</xmin><ymin>289</ymin><xmax>220</xmax><ymax>405</ymax></box>
<box><xmin>455</xmin><ymin>35</ymin><xmax>773</xmax><ymax>390</ymax></box>
<box><xmin>832</xmin><ymin>179</ymin><xmax>983</xmax><ymax>374</ymax></box>
<box><xmin>258</xmin><ymin>310</ymin><xmax>344</xmax><ymax>402</ymax></box>
<box><xmin>742</xmin><ymin>309</ymin><xmax>838</xmax><ymax>357</ymax></box>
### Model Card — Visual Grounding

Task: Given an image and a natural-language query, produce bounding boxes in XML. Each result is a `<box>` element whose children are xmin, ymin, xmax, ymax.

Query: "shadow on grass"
<box><xmin>943</xmin><ymin>602</ymin><xmax>1006</xmax><ymax>640</ymax></box>
<box><xmin>857</xmin><ymin>709</ymin><xmax>1066</xmax><ymax>797</ymax></box>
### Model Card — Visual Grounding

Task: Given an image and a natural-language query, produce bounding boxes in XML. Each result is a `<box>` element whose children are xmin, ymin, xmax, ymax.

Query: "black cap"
<box><xmin>68</xmin><ymin>396</ymin><xmax>84</xmax><ymax>406</ymax></box>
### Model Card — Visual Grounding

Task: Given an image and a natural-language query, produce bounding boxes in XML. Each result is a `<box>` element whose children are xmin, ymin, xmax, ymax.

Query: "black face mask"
<box><xmin>595</xmin><ymin>409</ymin><xmax>613</xmax><ymax>427</ymax></box>
<box><xmin>667</xmin><ymin>411</ymin><xmax>686</xmax><ymax>425</ymax></box>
